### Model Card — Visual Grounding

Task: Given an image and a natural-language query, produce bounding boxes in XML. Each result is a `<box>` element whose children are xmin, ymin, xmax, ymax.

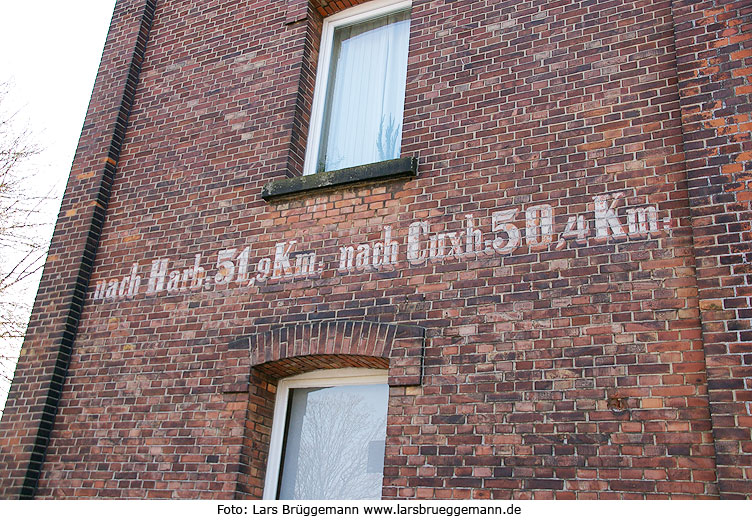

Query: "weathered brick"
<box><xmin>2</xmin><ymin>0</ymin><xmax>748</xmax><ymax>501</ymax></box>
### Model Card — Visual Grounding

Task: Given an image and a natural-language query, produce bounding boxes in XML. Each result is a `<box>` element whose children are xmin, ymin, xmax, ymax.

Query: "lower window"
<box><xmin>263</xmin><ymin>368</ymin><xmax>389</xmax><ymax>500</ymax></box>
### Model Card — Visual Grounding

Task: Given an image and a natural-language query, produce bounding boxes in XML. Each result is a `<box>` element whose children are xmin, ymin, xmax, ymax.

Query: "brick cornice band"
<box><xmin>227</xmin><ymin>321</ymin><xmax>425</xmax><ymax>387</ymax></box>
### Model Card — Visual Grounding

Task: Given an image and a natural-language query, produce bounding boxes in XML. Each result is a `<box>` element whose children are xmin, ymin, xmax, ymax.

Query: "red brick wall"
<box><xmin>672</xmin><ymin>0</ymin><xmax>752</xmax><ymax>499</ymax></box>
<box><xmin>1</xmin><ymin>0</ymin><xmax>749</xmax><ymax>499</ymax></box>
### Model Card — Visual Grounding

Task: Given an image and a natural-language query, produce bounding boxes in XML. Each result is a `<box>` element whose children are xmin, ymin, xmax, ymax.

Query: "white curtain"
<box><xmin>317</xmin><ymin>10</ymin><xmax>411</xmax><ymax>172</ymax></box>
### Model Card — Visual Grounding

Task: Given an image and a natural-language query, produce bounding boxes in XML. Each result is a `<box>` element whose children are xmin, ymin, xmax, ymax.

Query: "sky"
<box><xmin>0</xmin><ymin>1</ymin><xmax>118</xmax><ymax>415</ymax></box>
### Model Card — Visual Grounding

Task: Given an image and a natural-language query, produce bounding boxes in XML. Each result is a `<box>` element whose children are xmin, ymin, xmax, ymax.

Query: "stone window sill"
<box><xmin>262</xmin><ymin>157</ymin><xmax>418</xmax><ymax>201</ymax></box>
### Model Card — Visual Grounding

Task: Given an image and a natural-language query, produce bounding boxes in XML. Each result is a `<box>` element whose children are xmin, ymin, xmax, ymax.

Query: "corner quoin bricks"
<box><xmin>0</xmin><ymin>0</ymin><xmax>750</xmax><ymax>499</ymax></box>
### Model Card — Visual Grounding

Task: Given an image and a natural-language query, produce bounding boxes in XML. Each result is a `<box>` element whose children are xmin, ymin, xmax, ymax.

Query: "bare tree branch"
<box><xmin>0</xmin><ymin>81</ymin><xmax>51</xmax><ymax>415</ymax></box>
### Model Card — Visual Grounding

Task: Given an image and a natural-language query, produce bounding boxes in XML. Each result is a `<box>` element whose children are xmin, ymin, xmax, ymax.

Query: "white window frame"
<box><xmin>303</xmin><ymin>0</ymin><xmax>412</xmax><ymax>175</ymax></box>
<box><xmin>262</xmin><ymin>367</ymin><xmax>389</xmax><ymax>500</ymax></box>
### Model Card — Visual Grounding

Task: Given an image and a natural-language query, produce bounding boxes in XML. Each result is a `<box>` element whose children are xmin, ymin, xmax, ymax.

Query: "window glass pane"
<box><xmin>316</xmin><ymin>10</ymin><xmax>410</xmax><ymax>172</ymax></box>
<box><xmin>277</xmin><ymin>383</ymin><xmax>389</xmax><ymax>500</ymax></box>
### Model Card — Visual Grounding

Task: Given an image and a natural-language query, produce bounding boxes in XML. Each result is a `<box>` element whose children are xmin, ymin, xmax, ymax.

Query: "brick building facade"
<box><xmin>1</xmin><ymin>0</ymin><xmax>750</xmax><ymax>499</ymax></box>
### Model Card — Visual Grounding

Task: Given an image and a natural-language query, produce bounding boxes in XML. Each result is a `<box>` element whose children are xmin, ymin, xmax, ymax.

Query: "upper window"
<box><xmin>304</xmin><ymin>0</ymin><xmax>412</xmax><ymax>174</ymax></box>
<box><xmin>263</xmin><ymin>368</ymin><xmax>389</xmax><ymax>500</ymax></box>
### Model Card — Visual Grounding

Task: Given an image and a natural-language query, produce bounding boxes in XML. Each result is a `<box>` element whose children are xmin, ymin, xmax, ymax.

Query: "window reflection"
<box><xmin>278</xmin><ymin>383</ymin><xmax>389</xmax><ymax>500</ymax></box>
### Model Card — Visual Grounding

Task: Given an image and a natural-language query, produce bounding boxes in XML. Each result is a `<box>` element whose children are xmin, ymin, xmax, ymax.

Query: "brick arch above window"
<box><xmin>227</xmin><ymin>321</ymin><xmax>424</xmax><ymax>388</ymax></box>
<box><xmin>314</xmin><ymin>0</ymin><xmax>372</xmax><ymax>16</ymax></box>
<box><xmin>286</xmin><ymin>0</ymin><xmax>372</xmax><ymax>21</ymax></box>
<box><xmin>230</xmin><ymin>319</ymin><xmax>423</xmax><ymax>498</ymax></box>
